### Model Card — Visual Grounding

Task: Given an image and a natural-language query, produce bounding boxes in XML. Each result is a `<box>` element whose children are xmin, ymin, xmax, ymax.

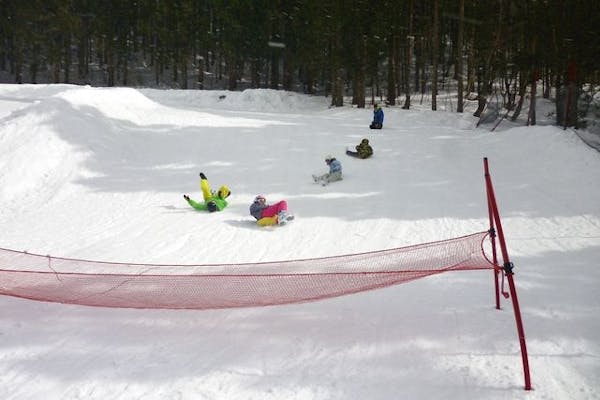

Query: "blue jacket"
<box><xmin>373</xmin><ymin>106</ymin><xmax>384</xmax><ymax>124</ymax></box>
<box><xmin>328</xmin><ymin>158</ymin><xmax>342</xmax><ymax>173</ymax></box>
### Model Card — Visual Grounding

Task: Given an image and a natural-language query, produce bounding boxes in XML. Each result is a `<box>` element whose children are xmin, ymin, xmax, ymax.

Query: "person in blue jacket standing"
<box><xmin>370</xmin><ymin>103</ymin><xmax>384</xmax><ymax>129</ymax></box>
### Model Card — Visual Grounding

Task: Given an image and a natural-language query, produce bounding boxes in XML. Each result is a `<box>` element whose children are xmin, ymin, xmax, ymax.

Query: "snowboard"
<box><xmin>345</xmin><ymin>150</ymin><xmax>361</xmax><ymax>158</ymax></box>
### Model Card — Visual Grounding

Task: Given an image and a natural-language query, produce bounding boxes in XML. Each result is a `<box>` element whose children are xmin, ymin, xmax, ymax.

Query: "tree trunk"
<box><xmin>560</xmin><ymin>59</ymin><xmax>578</xmax><ymax>129</ymax></box>
<box><xmin>331</xmin><ymin>68</ymin><xmax>344</xmax><ymax>107</ymax></box>
<box><xmin>456</xmin><ymin>0</ymin><xmax>465</xmax><ymax>113</ymax></box>
<box><xmin>527</xmin><ymin>70</ymin><xmax>537</xmax><ymax>125</ymax></box>
<box><xmin>353</xmin><ymin>71</ymin><xmax>365</xmax><ymax>108</ymax></box>
<box><xmin>198</xmin><ymin>57</ymin><xmax>205</xmax><ymax>89</ymax></box>
<box><xmin>431</xmin><ymin>0</ymin><xmax>439</xmax><ymax>111</ymax></box>
<box><xmin>227</xmin><ymin>59</ymin><xmax>237</xmax><ymax>90</ymax></box>
<box><xmin>64</xmin><ymin>36</ymin><xmax>71</xmax><ymax>83</ymax></box>
<box><xmin>352</xmin><ymin>36</ymin><xmax>366</xmax><ymax>108</ymax></box>
<box><xmin>473</xmin><ymin>67</ymin><xmax>487</xmax><ymax>117</ymax></box>
<box><xmin>466</xmin><ymin>27</ymin><xmax>476</xmax><ymax>95</ymax></box>
<box><xmin>402</xmin><ymin>0</ymin><xmax>414</xmax><ymax>109</ymax></box>
<box><xmin>270</xmin><ymin>51</ymin><xmax>279</xmax><ymax>89</ymax></box>
<box><xmin>386</xmin><ymin>36</ymin><xmax>397</xmax><ymax>106</ymax></box>
<box><xmin>511</xmin><ymin>71</ymin><xmax>528</xmax><ymax>121</ymax></box>
<box><xmin>402</xmin><ymin>35</ymin><xmax>413</xmax><ymax>109</ymax></box>
<box><xmin>283</xmin><ymin>50</ymin><xmax>293</xmax><ymax>91</ymax></box>
<box><xmin>181</xmin><ymin>60</ymin><xmax>187</xmax><ymax>89</ymax></box>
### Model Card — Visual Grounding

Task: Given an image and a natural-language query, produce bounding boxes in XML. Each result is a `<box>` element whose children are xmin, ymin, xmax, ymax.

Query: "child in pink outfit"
<box><xmin>249</xmin><ymin>195</ymin><xmax>294</xmax><ymax>226</ymax></box>
<box><xmin>260</xmin><ymin>200</ymin><xmax>288</xmax><ymax>218</ymax></box>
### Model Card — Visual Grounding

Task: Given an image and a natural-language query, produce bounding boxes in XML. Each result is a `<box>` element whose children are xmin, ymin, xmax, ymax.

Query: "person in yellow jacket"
<box><xmin>183</xmin><ymin>172</ymin><xmax>231</xmax><ymax>212</ymax></box>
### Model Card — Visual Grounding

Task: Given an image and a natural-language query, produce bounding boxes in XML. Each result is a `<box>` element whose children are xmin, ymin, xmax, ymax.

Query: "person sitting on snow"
<box><xmin>312</xmin><ymin>155</ymin><xmax>342</xmax><ymax>185</ymax></box>
<box><xmin>370</xmin><ymin>103</ymin><xmax>384</xmax><ymax>129</ymax></box>
<box><xmin>249</xmin><ymin>195</ymin><xmax>294</xmax><ymax>226</ymax></box>
<box><xmin>183</xmin><ymin>172</ymin><xmax>231</xmax><ymax>212</ymax></box>
<box><xmin>346</xmin><ymin>138</ymin><xmax>373</xmax><ymax>159</ymax></box>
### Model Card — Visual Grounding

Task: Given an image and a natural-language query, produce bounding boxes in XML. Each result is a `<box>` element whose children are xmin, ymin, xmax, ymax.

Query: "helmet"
<box><xmin>361</xmin><ymin>138</ymin><xmax>369</xmax><ymax>144</ymax></box>
<box><xmin>207</xmin><ymin>201</ymin><xmax>218</xmax><ymax>212</ymax></box>
<box><xmin>325</xmin><ymin>155</ymin><xmax>333</xmax><ymax>162</ymax></box>
<box><xmin>217</xmin><ymin>185</ymin><xmax>231</xmax><ymax>198</ymax></box>
<box><xmin>254</xmin><ymin>194</ymin><xmax>266</xmax><ymax>203</ymax></box>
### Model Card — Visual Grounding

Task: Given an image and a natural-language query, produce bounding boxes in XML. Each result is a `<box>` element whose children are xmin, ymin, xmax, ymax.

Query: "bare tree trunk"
<box><xmin>172</xmin><ymin>57</ymin><xmax>178</xmax><ymax>86</ymax></box>
<box><xmin>563</xmin><ymin>59</ymin><xmax>578</xmax><ymax>128</ymax></box>
<box><xmin>402</xmin><ymin>35</ymin><xmax>413</xmax><ymax>109</ymax></box>
<box><xmin>466</xmin><ymin>33</ymin><xmax>476</xmax><ymax>94</ymax></box>
<box><xmin>474</xmin><ymin>0</ymin><xmax>503</xmax><ymax>118</ymax></box>
<box><xmin>403</xmin><ymin>0</ymin><xmax>414</xmax><ymax>109</ymax></box>
<box><xmin>330</xmin><ymin>29</ymin><xmax>344</xmax><ymax>106</ymax></box>
<box><xmin>122</xmin><ymin>56</ymin><xmax>128</xmax><ymax>86</ymax></box>
<box><xmin>282</xmin><ymin>50</ymin><xmax>293</xmax><ymax>91</ymax></box>
<box><xmin>332</xmin><ymin>68</ymin><xmax>344</xmax><ymax>107</ymax></box>
<box><xmin>197</xmin><ymin>57</ymin><xmax>205</xmax><ymax>89</ymax></box>
<box><xmin>386</xmin><ymin>42</ymin><xmax>397</xmax><ymax>106</ymax></box>
<box><xmin>527</xmin><ymin>70</ymin><xmax>537</xmax><ymax>125</ymax></box>
<box><xmin>456</xmin><ymin>0</ymin><xmax>465</xmax><ymax>112</ymax></box>
<box><xmin>53</xmin><ymin>57</ymin><xmax>60</xmax><ymax>83</ymax></box>
<box><xmin>511</xmin><ymin>71</ymin><xmax>527</xmax><ymax>121</ymax></box>
<box><xmin>543</xmin><ymin>66</ymin><xmax>551</xmax><ymax>98</ymax></box>
<box><xmin>270</xmin><ymin>51</ymin><xmax>279</xmax><ymax>89</ymax></box>
<box><xmin>64</xmin><ymin>36</ymin><xmax>71</xmax><ymax>83</ymax></box>
<box><xmin>352</xmin><ymin>36</ymin><xmax>366</xmax><ymax>108</ymax></box>
<box><xmin>432</xmin><ymin>0</ymin><xmax>439</xmax><ymax>111</ymax></box>
<box><xmin>227</xmin><ymin>59</ymin><xmax>237</xmax><ymax>90</ymax></box>
<box><xmin>181</xmin><ymin>60</ymin><xmax>187</xmax><ymax>89</ymax></box>
<box><xmin>473</xmin><ymin>67</ymin><xmax>487</xmax><ymax>118</ymax></box>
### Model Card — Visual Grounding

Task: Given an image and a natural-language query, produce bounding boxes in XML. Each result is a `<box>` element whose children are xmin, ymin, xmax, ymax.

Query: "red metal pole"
<box><xmin>483</xmin><ymin>158</ymin><xmax>532</xmax><ymax>390</ymax></box>
<box><xmin>484</xmin><ymin>158</ymin><xmax>501</xmax><ymax>309</ymax></box>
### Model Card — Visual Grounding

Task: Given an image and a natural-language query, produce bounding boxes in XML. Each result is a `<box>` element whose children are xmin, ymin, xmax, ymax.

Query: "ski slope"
<box><xmin>0</xmin><ymin>84</ymin><xmax>599</xmax><ymax>399</ymax></box>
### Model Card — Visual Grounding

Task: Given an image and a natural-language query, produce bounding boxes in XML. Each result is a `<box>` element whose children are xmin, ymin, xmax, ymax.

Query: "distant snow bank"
<box><xmin>139</xmin><ymin>87</ymin><xmax>331</xmax><ymax>113</ymax></box>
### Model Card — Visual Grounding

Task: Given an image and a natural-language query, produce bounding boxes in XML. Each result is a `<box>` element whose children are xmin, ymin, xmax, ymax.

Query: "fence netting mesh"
<box><xmin>0</xmin><ymin>232</ymin><xmax>494</xmax><ymax>309</ymax></box>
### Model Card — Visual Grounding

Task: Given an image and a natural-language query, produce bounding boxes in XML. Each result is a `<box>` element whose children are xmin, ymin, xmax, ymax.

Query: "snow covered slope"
<box><xmin>0</xmin><ymin>85</ymin><xmax>598</xmax><ymax>400</ymax></box>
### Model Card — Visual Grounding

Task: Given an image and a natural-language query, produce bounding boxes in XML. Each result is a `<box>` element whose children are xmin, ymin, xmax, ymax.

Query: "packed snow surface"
<box><xmin>0</xmin><ymin>84</ymin><xmax>598</xmax><ymax>399</ymax></box>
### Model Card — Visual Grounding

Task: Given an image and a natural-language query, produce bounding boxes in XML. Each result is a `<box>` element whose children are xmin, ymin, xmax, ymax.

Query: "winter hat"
<box><xmin>254</xmin><ymin>194</ymin><xmax>266</xmax><ymax>202</ymax></box>
<box><xmin>361</xmin><ymin>138</ymin><xmax>369</xmax><ymax>144</ymax></box>
<box><xmin>218</xmin><ymin>185</ymin><xmax>231</xmax><ymax>198</ymax></box>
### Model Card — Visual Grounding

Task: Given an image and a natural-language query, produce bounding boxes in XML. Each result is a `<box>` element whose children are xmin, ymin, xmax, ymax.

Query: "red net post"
<box><xmin>483</xmin><ymin>157</ymin><xmax>532</xmax><ymax>390</ymax></box>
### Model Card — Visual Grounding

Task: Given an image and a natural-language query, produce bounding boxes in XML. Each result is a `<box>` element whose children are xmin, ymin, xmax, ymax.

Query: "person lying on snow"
<box><xmin>346</xmin><ymin>138</ymin><xmax>373</xmax><ymax>159</ymax></box>
<box><xmin>369</xmin><ymin>103</ymin><xmax>384</xmax><ymax>129</ymax></box>
<box><xmin>249</xmin><ymin>195</ymin><xmax>294</xmax><ymax>226</ymax></box>
<box><xmin>183</xmin><ymin>172</ymin><xmax>231</xmax><ymax>212</ymax></box>
<box><xmin>312</xmin><ymin>155</ymin><xmax>342</xmax><ymax>185</ymax></box>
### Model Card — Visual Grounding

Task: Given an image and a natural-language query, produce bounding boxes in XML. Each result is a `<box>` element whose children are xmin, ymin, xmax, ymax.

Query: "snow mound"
<box><xmin>0</xmin><ymin>102</ymin><xmax>86</xmax><ymax>205</ymax></box>
<box><xmin>140</xmin><ymin>88</ymin><xmax>330</xmax><ymax>113</ymax></box>
<box><xmin>55</xmin><ymin>86</ymin><xmax>275</xmax><ymax>127</ymax></box>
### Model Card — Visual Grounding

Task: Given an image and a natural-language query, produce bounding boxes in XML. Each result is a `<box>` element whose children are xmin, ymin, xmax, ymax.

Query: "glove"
<box><xmin>199</xmin><ymin>172</ymin><xmax>207</xmax><ymax>180</ymax></box>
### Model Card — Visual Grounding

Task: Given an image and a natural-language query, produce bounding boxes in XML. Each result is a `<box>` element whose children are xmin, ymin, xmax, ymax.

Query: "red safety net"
<box><xmin>0</xmin><ymin>232</ymin><xmax>494</xmax><ymax>309</ymax></box>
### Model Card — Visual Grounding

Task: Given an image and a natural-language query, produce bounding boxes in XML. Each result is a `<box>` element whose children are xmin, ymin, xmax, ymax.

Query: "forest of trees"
<box><xmin>1</xmin><ymin>0</ymin><xmax>598</xmax><ymax>126</ymax></box>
